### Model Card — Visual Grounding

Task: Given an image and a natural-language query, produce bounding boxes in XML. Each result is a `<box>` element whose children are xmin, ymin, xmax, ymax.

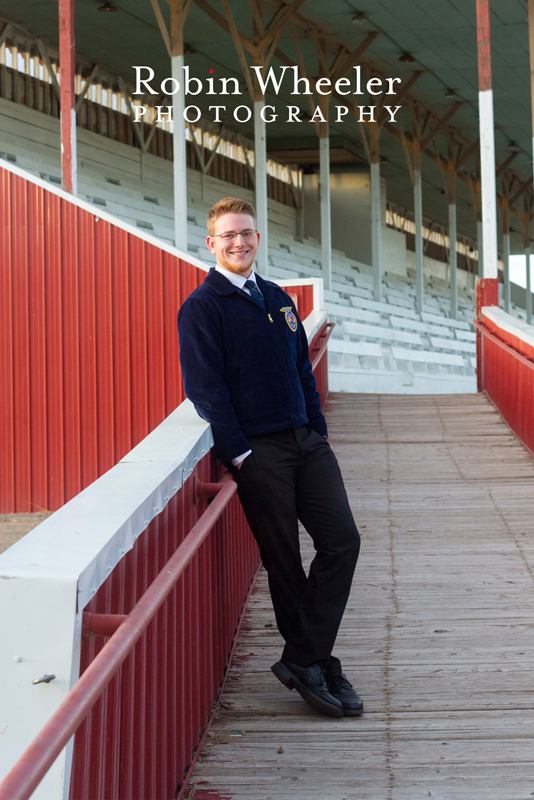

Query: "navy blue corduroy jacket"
<box><xmin>177</xmin><ymin>268</ymin><xmax>327</xmax><ymax>464</ymax></box>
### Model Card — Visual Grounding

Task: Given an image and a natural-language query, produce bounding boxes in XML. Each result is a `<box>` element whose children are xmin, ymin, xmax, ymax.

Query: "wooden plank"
<box><xmin>183</xmin><ymin>393</ymin><xmax>534</xmax><ymax>799</ymax></box>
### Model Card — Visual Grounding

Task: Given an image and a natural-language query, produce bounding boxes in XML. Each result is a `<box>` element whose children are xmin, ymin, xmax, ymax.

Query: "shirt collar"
<box><xmin>215</xmin><ymin>264</ymin><xmax>257</xmax><ymax>290</ymax></box>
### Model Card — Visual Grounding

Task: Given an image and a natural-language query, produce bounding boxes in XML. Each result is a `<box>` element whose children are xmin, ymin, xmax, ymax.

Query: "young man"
<box><xmin>177</xmin><ymin>197</ymin><xmax>362</xmax><ymax>718</ymax></box>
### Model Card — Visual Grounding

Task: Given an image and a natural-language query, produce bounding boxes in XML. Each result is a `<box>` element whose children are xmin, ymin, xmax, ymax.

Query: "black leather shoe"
<box><xmin>326</xmin><ymin>672</ymin><xmax>364</xmax><ymax>716</ymax></box>
<box><xmin>271</xmin><ymin>660</ymin><xmax>344</xmax><ymax>718</ymax></box>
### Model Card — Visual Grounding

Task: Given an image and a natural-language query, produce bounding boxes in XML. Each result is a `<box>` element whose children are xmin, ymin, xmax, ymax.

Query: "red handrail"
<box><xmin>311</xmin><ymin>322</ymin><xmax>335</xmax><ymax>370</ymax></box>
<box><xmin>0</xmin><ymin>478</ymin><xmax>237</xmax><ymax>800</ymax></box>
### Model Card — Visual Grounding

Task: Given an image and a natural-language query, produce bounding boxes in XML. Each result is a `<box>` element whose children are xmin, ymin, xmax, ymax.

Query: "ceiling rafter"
<box><xmin>255</xmin><ymin>0</ymin><xmax>308</xmax><ymax>55</ymax></box>
<box><xmin>192</xmin><ymin>0</ymin><xmax>531</xmax><ymax>207</ymax></box>
<box><xmin>266</xmin><ymin>0</ymin><xmax>534</xmax><ymax>204</ymax></box>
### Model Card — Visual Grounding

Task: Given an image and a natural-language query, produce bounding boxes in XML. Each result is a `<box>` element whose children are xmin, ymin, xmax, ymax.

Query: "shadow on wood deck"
<box><xmin>185</xmin><ymin>393</ymin><xmax>534</xmax><ymax>800</ymax></box>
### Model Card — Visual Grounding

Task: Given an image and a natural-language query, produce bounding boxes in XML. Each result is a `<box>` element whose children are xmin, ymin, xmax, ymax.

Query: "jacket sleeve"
<box><xmin>293</xmin><ymin>306</ymin><xmax>328</xmax><ymax>439</ymax></box>
<box><xmin>177</xmin><ymin>296</ymin><xmax>251</xmax><ymax>463</ymax></box>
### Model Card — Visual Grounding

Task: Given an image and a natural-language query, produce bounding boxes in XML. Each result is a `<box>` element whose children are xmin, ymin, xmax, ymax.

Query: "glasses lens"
<box><xmin>219</xmin><ymin>230</ymin><xmax>256</xmax><ymax>241</ymax></box>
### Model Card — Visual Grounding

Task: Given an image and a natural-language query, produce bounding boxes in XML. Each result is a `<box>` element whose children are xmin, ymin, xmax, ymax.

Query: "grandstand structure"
<box><xmin>0</xmin><ymin>87</ymin><xmax>489</xmax><ymax>394</ymax></box>
<box><xmin>1</xmin><ymin>1</ymin><xmax>533</xmax><ymax>397</ymax></box>
<box><xmin>1</xmin><ymin>1</ymin><xmax>534</xmax><ymax>798</ymax></box>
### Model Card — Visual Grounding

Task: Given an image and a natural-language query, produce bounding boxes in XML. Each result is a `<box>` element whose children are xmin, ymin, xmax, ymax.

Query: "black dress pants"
<box><xmin>234</xmin><ymin>424</ymin><xmax>360</xmax><ymax>667</ymax></box>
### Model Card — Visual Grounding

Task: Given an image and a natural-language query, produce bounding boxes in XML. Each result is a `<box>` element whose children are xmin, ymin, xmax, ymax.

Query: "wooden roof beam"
<box><xmin>194</xmin><ymin>0</ymin><xmax>257</xmax><ymax>57</ymax></box>
<box><xmin>329</xmin><ymin>31</ymin><xmax>381</xmax><ymax>83</ymax></box>
<box><xmin>256</xmin><ymin>0</ymin><xmax>308</xmax><ymax>54</ymax></box>
<box><xmin>509</xmin><ymin>175</ymin><xmax>533</xmax><ymax>207</ymax></box>
<box><xmin>496</xmin><ymin>150</ymin><xmax>519</xmax><ymax>177</ymax></box>
<box><xmin>420</xmin><ymin>101</ymin><xmax>464</xmax><ymax>150</ymax></box>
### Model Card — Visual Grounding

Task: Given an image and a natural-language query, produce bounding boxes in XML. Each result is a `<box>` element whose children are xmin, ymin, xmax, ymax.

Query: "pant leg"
<box><xmin>235</xmin><ymin>426</ymin><xmax>360</xmax><ymax>668</ymax></box>
<box><xmin>234</xmin><ymin>430</ymin><xmax>308</xmax><ymax>652</ymax></box>
<box><xmin>280</xmin><ymin>425</ymin><xmax>360</xmax><ymax>666</ymax></box>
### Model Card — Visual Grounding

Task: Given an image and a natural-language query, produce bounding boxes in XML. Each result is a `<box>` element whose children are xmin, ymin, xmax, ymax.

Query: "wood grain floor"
<box><xmin>184</xmin><ymin>393</ymin><xmax>534</xmax><ymax>800</ymax></box>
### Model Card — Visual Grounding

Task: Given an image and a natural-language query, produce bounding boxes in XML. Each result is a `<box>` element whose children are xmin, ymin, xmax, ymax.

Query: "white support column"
<box><xmin>527</xmin><ymin>247</ymin><xmax>532</xmax><ymax>324</ymax></box>
<box><xmin>319</xmin><ymin>136</ymin><xmax>332</xmax><ymax>291</ymax></box>
<box><xmin>449</xmin><ymin>202</ymin><xmax>457</xmax><ymax>319</ymax></box>
<box><xmin>414</xmin><ymin>169</ymin><xmax>424</xmax><ymax>314</ymax></box>
<box><xmin>254</xmin><ymin>100</ymin><xmax>269</xmax><ymax>277</ymax></box>
<box><xmin>503</xmin><ymin>232</ymin><xmax>511</xmax><ymax>313</ymax></box>
<box><xmin>172</xmin><ymin>54</ymin><xmax>187</xmax><ymax>251</ymax></box>
<box><xmin>371</xmin><ymin>161</ymin><xmax>382</xmax><ymax>302</ymax></box>
<box><xmin>477</xmin><ymin>219</ymin><xmax>484</xmax><ymax>277</ymax></box>
<box><xmin>478</xmin><ymin>90</ymin><xmax>499</xmax><ymax>280</ymax></box>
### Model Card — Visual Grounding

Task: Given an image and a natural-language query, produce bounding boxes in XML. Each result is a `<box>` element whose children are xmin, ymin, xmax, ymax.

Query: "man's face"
<box><xmin>206</xmin><ymin>212</ymin><xmax>260</xmax><ymax>276</ymax></box>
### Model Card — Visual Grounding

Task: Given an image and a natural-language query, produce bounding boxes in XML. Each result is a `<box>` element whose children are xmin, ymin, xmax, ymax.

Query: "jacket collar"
<box><xmin>205</xmin><ymin>268</ymin><xmax>276</xmax><ymax>308</ymax></box>
<box><xmin>205</xmin><ymin>267</ymin><xmax>239</xmax><ymax>296</ymax></box>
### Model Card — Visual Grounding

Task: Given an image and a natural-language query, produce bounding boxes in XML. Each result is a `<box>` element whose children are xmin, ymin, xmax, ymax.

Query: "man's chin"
<box><xmin>231</xmin><ymin>262</ymin><xmax>255</xmax><ymax>274</ymax></box>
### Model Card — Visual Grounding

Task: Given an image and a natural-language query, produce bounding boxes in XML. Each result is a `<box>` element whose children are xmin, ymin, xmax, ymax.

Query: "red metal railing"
<box><xmin>0</xmin><ymin>460</ymin><xmax>257</xmax><ymax>800</ymax></box>
<box><xmin>310</xmin><ymin>321</ymin><xmax>335</xmax><ymax>407</ymax></box>
<box><xmin>475</xmin><ymin>315</ymin><xmax>534</xmax><ymax>455</ymax></box>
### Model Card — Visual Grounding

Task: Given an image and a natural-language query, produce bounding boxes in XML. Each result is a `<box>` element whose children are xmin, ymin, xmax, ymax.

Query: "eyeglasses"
<box><xmin>212</xmin><ymin>229</ymin><xmax>257</xmax><ymax>242</ymax></box>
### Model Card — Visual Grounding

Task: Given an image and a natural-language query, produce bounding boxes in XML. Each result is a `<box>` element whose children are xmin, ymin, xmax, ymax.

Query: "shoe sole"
<box><xmin>341</xmin><ymin>704</ymin><xmax>364</xmax><ymax>717</ymax></box>
<box><xmin>271</xmin><ymin>662</ymin><xmax>344</xmax><ymax>718</ymax></box>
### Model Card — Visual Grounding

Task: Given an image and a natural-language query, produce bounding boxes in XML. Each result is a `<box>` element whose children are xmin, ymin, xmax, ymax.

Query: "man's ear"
<box><xmin>206</xmin><ymin>235</ymin><xmax>216</xmax><ymax>254</ymax></box>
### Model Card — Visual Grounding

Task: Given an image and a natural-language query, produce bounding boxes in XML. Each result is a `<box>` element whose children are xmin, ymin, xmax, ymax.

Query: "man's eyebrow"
<box><xmin>214</xmin><ymin>228</ymin><xmax>254</xmax><ymax>235</ymax></box>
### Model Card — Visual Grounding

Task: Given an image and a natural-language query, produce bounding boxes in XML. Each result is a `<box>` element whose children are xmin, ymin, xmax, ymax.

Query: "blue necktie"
<box><xmin>244</xmin><ymin>279</ymin><xmax>266</xmax><ymax>311</ymax></box>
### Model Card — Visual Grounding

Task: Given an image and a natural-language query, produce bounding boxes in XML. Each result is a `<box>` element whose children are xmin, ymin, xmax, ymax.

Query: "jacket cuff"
<box><xmin>212</xmin><ymin>429</ymin><xmax>251</xmax><ymax>464</ymax></box>
<box><xmin>307</xmin><ymin>417</ymin><xmax>328</xmax><ymax>439</ymax></box>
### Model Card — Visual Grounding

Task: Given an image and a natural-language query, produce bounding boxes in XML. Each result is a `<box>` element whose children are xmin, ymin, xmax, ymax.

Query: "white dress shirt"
<box><xmin>214</xmin><ymin>265</ymin><xmax>259</xmax><ymax>466</ymax></box>
<box><xmin>214</xmin><ymin>264</ymin><xmax>259</xmax><ymax>294</ymax></box>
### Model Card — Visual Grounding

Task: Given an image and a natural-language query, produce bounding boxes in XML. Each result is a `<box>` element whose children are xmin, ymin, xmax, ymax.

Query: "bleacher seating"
<box><xmin>1</xmin><ymin>93</ymin><xmax>526</xmax><ymax>394</ymax></box>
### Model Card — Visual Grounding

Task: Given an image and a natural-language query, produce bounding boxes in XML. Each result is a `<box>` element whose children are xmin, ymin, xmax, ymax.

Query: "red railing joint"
<box><xmin>81</xmin><ymin>612</ymin><xmax>128</xmax><ymax>640</ymax></box>
<box><xmin>193</xmin><ymin>473</ymin><xmax>233</xmax><ymax>505</ymax></box>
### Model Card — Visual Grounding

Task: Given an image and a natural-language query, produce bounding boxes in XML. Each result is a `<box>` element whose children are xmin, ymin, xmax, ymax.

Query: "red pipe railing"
<box><xmin>310</xmin><ymin>321</ymin><xmax>334</xmax><ymax>408</ymax></box>
<box><xmin>0</xmin><ymin>479</ymin><xmax>243</xmax><ymax>800</ymax></box>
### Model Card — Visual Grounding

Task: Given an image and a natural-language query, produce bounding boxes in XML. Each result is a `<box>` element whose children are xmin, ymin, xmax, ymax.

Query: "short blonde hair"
<box><xmin>207</xmin><ymin>197</ymin><xmax>257</xmax><ymax>236</ymax></box>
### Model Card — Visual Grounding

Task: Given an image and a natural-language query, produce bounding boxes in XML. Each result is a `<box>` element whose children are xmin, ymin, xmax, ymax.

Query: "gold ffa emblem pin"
<box><xmin>280</xmin><ymin>306</ymin><xmax>298</xmax><ymax>332</ymax></box>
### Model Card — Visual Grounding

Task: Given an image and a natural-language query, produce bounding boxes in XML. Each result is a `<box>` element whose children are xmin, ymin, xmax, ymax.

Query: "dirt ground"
<box><xmin>0</xmin><ymin>513</ymin><xmax>52</xmax><ymax>555</ymax></box>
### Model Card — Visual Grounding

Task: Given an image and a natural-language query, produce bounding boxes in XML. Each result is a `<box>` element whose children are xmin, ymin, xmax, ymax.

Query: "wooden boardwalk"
<box><xmin>185</xmin><ymin>394</ymin><xmax>534</xmax><ymax>800</ymax></box>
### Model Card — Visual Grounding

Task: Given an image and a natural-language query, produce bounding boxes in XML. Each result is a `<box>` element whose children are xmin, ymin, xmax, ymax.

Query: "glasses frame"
<box><xmin>211</xmin><ymin>229</ymin><xmax>258</xmax><ymax>241</ymax></box>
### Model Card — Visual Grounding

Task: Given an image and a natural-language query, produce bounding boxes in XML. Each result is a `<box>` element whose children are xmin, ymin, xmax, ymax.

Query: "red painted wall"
<box><xmin>1</xmin><ymin>166</ymin><xmax>207</xmax><ymax>511</ymax></box>
<box><xmin>0</xmin><ymin>167</ymin><xmax>321</xmax><ymax>512</ymax></box>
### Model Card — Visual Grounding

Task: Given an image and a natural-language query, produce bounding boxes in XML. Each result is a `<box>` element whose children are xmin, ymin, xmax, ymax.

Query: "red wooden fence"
<box><xmin>0</xmin><ymin>163</ymin><xmax>316</xmax><ymax>513</ymax></box>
